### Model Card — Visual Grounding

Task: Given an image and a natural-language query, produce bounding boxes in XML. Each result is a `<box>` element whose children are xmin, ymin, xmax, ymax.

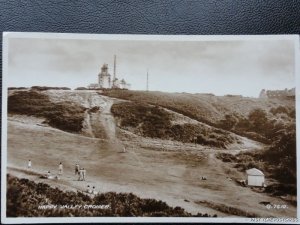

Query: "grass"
<box><xmin>111</xmin><ymin>102</ymin><xmax>235</xmax><ymax>148</ymax></box>
<box><xmin>8</xmin><ymin>91</ymin><xmax>86</xmax><ymax>133</ymax></box>
<box><xmin>7</xmin><ymin>175</ymin><xmax>215</xmax><ymax>217</ymax></box>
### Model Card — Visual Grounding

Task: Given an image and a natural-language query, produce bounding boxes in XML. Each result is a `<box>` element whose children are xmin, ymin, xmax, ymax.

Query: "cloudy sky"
<box><xmin>7</xmin><ymin>36</ymin><xmax>296</xmax><ymax>97</ymax></box>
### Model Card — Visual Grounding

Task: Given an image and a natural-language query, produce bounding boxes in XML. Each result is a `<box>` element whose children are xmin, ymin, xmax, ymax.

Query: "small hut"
<box><xmin>246</xmin><ymin>168</ymin><xmax>265</xmax><ymax>187</ymax></box>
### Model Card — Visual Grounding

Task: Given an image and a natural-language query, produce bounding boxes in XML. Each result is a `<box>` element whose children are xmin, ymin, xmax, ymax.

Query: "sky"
<box><xmin>7</xmin><ymin>37</ymin><xmax>296</xmax><ymax>97</ymax></box>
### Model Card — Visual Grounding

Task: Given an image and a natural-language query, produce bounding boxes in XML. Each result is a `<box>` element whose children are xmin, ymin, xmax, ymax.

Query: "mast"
<box><xmin>113</xmin><ymin>55</ymin><xmax>116</xmax><ymax>87</ymax></box>
<box><xmin>146</xmin><ymin>69</ymin><xmax>149</xmax><ymax>91</ymax></box>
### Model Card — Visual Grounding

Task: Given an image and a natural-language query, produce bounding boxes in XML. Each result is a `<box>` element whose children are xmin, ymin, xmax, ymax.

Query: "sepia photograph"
<box><xmin>1</xmin><ymin>33</ymin><xmax>299</xmax><ymax>223</ymax></box>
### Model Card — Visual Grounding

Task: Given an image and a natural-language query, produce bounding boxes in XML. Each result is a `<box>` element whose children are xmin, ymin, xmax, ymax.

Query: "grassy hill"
<box><xmin>111</xmin><ymin>102</ymin><xmax>236</xmax><ymax>148</ymax></box>
<box><xmin>101</xmin><ymin>90</ymin><xmax>295</xmax><ymax>144</ymax></box>
<box><xmin>101</xmin><ymin>90</ymin><xmax>293</xmax><ymax>122</ymax></box>
<box><xmin>103</xmin><ymin>89</ymin><xmax>297</xmax><ymax>193</ymax></box>
<box><xmin>8</xmin><ymin>91</ymin><xmax>86</xmax><ymax>133</ymax></box>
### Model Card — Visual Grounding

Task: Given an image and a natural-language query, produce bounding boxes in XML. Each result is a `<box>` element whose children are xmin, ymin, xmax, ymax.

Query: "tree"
<box><xmin>218</xmin><ymin>114</ymin><xmax>237</xmax><ymax>130</ymax></box>
<box><xmin>248</xmin><ymin>109</ymin><xmax>268</xmax><ymax>131</ymax></box>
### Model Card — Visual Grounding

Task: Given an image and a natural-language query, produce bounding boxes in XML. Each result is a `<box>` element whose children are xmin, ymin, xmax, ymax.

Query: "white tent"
<box><xmin>246</xmin><ymin>168</ymin><xmax>265</xmax><ymax>187</ymax></box>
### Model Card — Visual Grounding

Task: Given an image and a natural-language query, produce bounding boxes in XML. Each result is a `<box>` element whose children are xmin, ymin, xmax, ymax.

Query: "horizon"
<box><xmin>7</xmin><ymin>85</ymin><xmax>296</xmax><ymax>98</ymax></box>
<box><xmin>7</xmin><ymin>37</ymin><xmax>296</xmax><ymax>98</ymax></box>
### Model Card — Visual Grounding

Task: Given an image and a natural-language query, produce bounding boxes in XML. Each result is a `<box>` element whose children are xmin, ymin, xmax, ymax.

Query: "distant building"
<box><xmin>120</xmin><ymin>79</ymin><xmax>131</xmax><ymax>89</ymax></box>
<box><xmin>259</xmin><ymin>89</ymin><xmax>268</xmax><ymax>99</ymax></box>
<box><xmin>88</xmin><ymin>55</ymin><xmax>130</xmax><ymax>90</ymax></box>
<box><xmin>259</xmin><ymin>88</ymin><xmax>295</xmax><ymax>99</ymax></box>
<box><xmin>246</xmin><ymin>168</ymin><xmax>265</xmax><ymax>187</ymax></box>
<box><xmin>87</xmin><ymin>83</ymin><xmax>100</xmax><ymax>89</ymax></box>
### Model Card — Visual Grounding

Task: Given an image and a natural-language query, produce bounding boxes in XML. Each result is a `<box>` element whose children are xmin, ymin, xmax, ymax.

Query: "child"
<box><xmin>27</xmin><ymin>159</ymin><xmax>32</xmax><ymax>169</ymax></box>
<box><xmin>78</xmin><ymin>168</ymin><xmax>83</xmax><ymax>181</ymax></box>
<box><xmin>86</xmin><ymin>185</ymin><xmax>92</xmax><ymax>194</ymax></box>
<box><xmin>82</xmin><ymin>168</ymin><xmax>86</xmax><ymax>181</ymax></box>
<box><xmin>75</xmin><ymin>163</ymin><xmax>80</xmax><ymax>175</ymax></box>
<box><xmin>58</xmin><ymin>162</ymin><xmax>63</xmax><ymax>175</ymax></box>
<box><xmin>92</xmin><ymin>186</ymin><xmax>98</xmax><ymax>195</ymax></box>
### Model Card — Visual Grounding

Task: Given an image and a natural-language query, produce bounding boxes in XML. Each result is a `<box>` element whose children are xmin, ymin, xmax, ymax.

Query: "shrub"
<box><xmin>270</xmin><ymin>106</ymin><xmax>289</xmax><ymax>115</ymax></box>
<box><xmin>31</xmin><ymin>86</ymin><xmax>71</xmax><ymax>91</ymax></box>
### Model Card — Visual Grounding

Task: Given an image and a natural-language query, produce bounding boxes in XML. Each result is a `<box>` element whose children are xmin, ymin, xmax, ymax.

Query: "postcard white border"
<box><xmin>1</xmin><ymin>32</ymin><xmax>300</xmax><ymax>224</ymax></box>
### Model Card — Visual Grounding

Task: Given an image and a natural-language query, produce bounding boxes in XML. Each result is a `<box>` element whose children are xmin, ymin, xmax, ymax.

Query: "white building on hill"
<box><xmin>98</xmin><ymin>63</ymin><xmax>111</xmax><ymax>89</ymax></box>
<box><xmin>88</xmin><ymin>55</ymin><xmax>131</xmax><ymax>90</ymax></box>
<box><xmin>246</xmin><ymin>168</ymin><xmax>265</xmax><ymax>187</ymax></box>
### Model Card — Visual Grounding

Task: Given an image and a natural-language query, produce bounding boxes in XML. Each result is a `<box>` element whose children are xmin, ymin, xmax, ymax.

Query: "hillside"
<box><xmin>6</xmin><ymin>89</ymin><xmax>297</xmax><ymax>218</ymax></box>
<box><xmin>111</xmin><ymin>101</ymin><xmax>238</xmax><ymax>149</ymax></box>
<box><xmin>102</xmin><ymin>89</ymin><xmax>297</xmax><ymax>194</ymax></box>
<box><xmin>101</xmin><ymin>90</ymin><xmax>295</xmax><ymax>123</ymax></box>
<box><xmin>8</xmin><ymin>89</ymin><xmax>259</xmax><ymax>150</ymax></box>
<box><xmin>101</xmin><ymin>90</ymin><xmax>295</xmax><ymax>144</ymax></box>
<box><xmin>8</xmin><ymin>90</ymin><xmax>86</xmax><ymax>133</ymax></box>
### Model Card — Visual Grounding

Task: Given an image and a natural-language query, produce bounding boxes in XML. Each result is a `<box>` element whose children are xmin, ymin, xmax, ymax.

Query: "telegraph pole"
<box><xmin>146</xmin><ymin>69</ymin><xmax>149</xmax><ymax>91</ymax></box>
<box><xmin>113</xmin><ymin>55</ymin><xmax>116</xmax><ymax>87</ymax></box>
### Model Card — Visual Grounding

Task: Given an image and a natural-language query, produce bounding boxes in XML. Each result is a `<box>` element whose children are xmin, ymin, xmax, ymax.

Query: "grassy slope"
<box><xmin>101</xmin><ymin>89</ymin><xmax>294</xmax><ymax>125</ymax></box>
<box><xmin>103</xmin><ymin>89</ymin><xmax>297</xmax><ymax>195</ymax></box>
<box><xmin>102</xmin><ymin>90</ymin><xmax>295</xmax><ymax>144</ymax></box>
<box><xmin>8</xmin><ymin>90</ymin><xmax>86</xmax><ymax>133</ymax></box>
<box><xmin>111</xmin><ymin>102</ymin><xmax>236</xmax><ymax>148</ymax></box>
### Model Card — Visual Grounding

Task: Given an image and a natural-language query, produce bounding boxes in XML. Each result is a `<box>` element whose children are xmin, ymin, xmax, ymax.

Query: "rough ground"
<box><xmin>7</xmin><ymin>90</ymin><xmax>297</xmax><ymax>218</ymax></box>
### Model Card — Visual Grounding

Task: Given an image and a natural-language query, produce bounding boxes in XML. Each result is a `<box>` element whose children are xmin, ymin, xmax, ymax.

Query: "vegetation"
<box><xmin>31</xmin><ymin>86</ymin><xmax>71</xmax><ymax>91</ymax></box>
<box><xmin>8</xmin><ymin>91</ymin><xmax>85</xmax><ymax>133</ymax></box>
<box><xmin>217</xmin><ymin>108</ymin><xmax>295</xmax><ymax>144</ymax></box>
<box><xmin>102</xmin><ymin>90</ymin><xmax>216</xmax><ymax>126</ymax></box>
<box><xmin>7</xmin><ymin>175</ymin><xmax>215</xmax><ymax>217</ymax></box>
<box><xmin>75</xmin><ymin>87</ymin><xmax>88</xmax><ymax>90</ymax></box>
<box><xmin>111</xmin><ymin>102</ymin><xmax>235</xmax><ymax>148</ymax></box>
<box><xmin>216</xmin><ymin>131</ymin><xmax>296</xmax><ymax>197</ymax></box>
<box><xmin>8</xmin><ymin>87</ymin><xmax>28</xmax><ymax>90</ymax></box>
<box><xmin>101</xmin><ymin>90</ymin><xmax>295</xmax><ymax>144</ymax></box>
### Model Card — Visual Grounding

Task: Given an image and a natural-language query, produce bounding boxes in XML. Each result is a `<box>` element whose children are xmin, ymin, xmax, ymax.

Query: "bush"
<box><xmin>264</xmin><ymin>183</ymin><xmax>297</xmax><ymax>196</ymax></box>
<box><xmin>270</xmin><ymin>106</ymin><xmax>289</xmax><ymax>115</ymax></box>
<box><xmin>216</xmin><ymin>153</ymin><xmax>237</xmax><ymax>162</ymax></box>
<box><xmin>31</xmin><ymin>86</ymin><xmax>71</xmax><ymax>91</ymax></box>
<box><xmin>75</xmin><ymin>87</ymin><xmax>88</xmax><ymax>90</ymax></box>
<box><xmin>8</xmin><ymin>87</ymin><xmax>28</xmax><ymax>90</ymax></box>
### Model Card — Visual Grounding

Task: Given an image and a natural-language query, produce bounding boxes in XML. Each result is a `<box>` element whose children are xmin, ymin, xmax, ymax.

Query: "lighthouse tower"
<box><xmin>98</xmin><ymin>64</ymin><xmax>111</xmax><ymax>88</ymax></box>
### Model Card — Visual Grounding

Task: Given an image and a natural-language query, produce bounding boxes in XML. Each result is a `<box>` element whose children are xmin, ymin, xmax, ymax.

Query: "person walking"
<box><xmin>78</xmin><ymin>168</ymin><xmax>83</xmax><ymax>181</ymax></box>
<box><xmin>75</xmin><ymin>163</ymin><xmax>80</xmax><ymax>175</ymax></box>
<box><xmin>82</xmin><ymin>168</ymin><xmax>86</xmax><ymax>181</ymax></box>
<box><xmin>27</xmin><ymin>159</ymin><xmax>32</xmax><ymax>169</ymax></box>
<box><xmin>58</xmin><ymin>162</ymin><xmax>63</xmax><ymax>175</ymax></box>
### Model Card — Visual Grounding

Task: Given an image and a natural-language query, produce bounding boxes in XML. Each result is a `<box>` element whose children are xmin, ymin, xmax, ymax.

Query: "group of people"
<box><xmin>86</xmin><ymin>185</ymin><xmax>98</xmax><ymax>195</ymax></box>
<box><xmin>27</xmin><ymin>159</ymin><xmax>100</xmax><ymax>195</ymax></box>
<box><xmin>75</xmin><ymin>163</ymin><xmax>87</xmax><ymax>181</ymax></box>
<box><xmin>28</xmin><ymin>160</ymin><xmax>64</xmax><ymax>175</ymax></box>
